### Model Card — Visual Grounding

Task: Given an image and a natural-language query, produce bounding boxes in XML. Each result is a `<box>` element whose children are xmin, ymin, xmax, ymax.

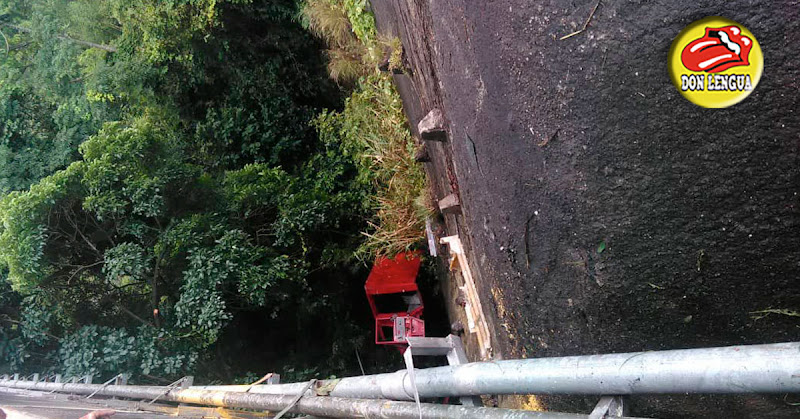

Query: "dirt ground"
<box><xmin>370</xmin><ymin>0</ymin><xmax>800</xmax><ymax>417</ymax></box>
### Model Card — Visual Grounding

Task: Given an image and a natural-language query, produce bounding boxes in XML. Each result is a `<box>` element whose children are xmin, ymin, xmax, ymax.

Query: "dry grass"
<box><xmin>302</xmin><ymin>0</ymin><xmax>353</xmax><ymax>48</ymax></box>
<box><xmin>519</xmin><ymin>395</ymin><xmax>545</xmax><ymax>411</ymax></box>
<box><xmin>750</xmin><ymin>308</ymin><xmax>800</xmax><ymax>320</ymax></box>
<box><xmin>304</xmin><ymin>0</ymin><xmax>405</xmax><ymax>83</ymax></box>
<box><xmin>326</xmin><ymin>47</ymin><xmax>366</xmax><ymax>84</ymax></box>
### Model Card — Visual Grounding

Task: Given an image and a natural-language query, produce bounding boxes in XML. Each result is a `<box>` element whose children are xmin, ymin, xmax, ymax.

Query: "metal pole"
<box><xmin>328</xmin><ymin>341</ymin><xmax>800</xmax><ymax>400</ymax></box>
<box><xmin>0</xmin><ymin>380</ymin><xmax>588</xmax><ymax>419</ymax></box>
<box><xmin>205</xmin><ymin>341</ymin><xmax>800</xmax><ymax>401</ymax></box>
<box><xmin>192</xmin><ymin>382</ymin><xmax>313</xmax><ymax>395</ymax></box>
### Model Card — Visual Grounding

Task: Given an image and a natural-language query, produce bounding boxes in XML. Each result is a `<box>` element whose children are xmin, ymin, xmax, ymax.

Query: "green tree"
<box><xmin>0</xmin><ymin>0</ymin><xmax>379</xmax><ymax>383</ymax></box>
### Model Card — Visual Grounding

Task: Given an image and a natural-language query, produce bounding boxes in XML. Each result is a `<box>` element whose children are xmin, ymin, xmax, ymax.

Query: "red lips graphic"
<box><xmin>681</xmin><ymin>26</ymin><xmax>752</xmax><ymax>73</ymax></box>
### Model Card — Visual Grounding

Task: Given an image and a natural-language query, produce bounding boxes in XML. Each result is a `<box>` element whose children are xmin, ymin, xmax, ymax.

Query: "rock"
<box><xmin>378</xmin><ymin>57</ymin><xmax>391</xmax><ymax>72</ymax></box>
<box><xmin>414</xmin><ymin>144</ymin><xmax>430</xmax><ymax>162</ymax></box>
<box><xmin>455</xmin><ymin>290</ymin><xmax>467</xmax><ymax>307</ymax></box>
<box><xmin>379</xmin><ymin>61</ymin><xmax>406</xmax><ymax>75</ymax></box>
<box><xmin>418</xmin><ymin>109</ymin><xmax>447</xmax><ymax>141</ymax></box>
<box><xmin>438</xmin><ymin>193</ymin><xmax>461</xmax><ymax>214</ymax></box>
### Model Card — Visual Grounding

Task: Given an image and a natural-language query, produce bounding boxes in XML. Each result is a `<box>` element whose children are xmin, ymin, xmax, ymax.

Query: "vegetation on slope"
<box><xmin>0</xmin><ymin>0</ymin><xmax>426</xmax><ymax>382</ymax></box>
<box><xmin>304</xmin><ymin>0</ymin><xmax>428</xmax><ymax>257</ymax></box>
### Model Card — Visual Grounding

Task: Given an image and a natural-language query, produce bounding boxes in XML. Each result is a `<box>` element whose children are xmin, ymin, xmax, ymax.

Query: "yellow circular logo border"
<box><xmin>668</xmin><ymin>17</ymin><xmax>763</xmax><ymax>108</ymax></box>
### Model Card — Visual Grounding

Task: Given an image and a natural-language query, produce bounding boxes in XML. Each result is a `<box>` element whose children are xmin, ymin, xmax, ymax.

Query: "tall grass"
<box><xmin>304</xmin><ymin>0</ymin><xmax>427</xmax><ymax>257</ymax></box>
<box><xmin>304</xmin><ymin>0</ymin><xmax>369</xmax><ymax>83</ymax></box>
<box><xmin>303</xmin><ymin>0</ymin><xmax>406</xmax><ymax>83</ymax></box>
<box><xmin>343</xmin><ymin>76</ymin><xmax>430</xmax><ymax>256</ymax></box>
<box><xmin>302</xmin><ymin>0</ymin><xmax>353</xmax><ymax>47</ymax></box>
<box><xmin>326</xmin><ymin>47</ymin><xmax>365</xmax><ymax>84</ymax></box>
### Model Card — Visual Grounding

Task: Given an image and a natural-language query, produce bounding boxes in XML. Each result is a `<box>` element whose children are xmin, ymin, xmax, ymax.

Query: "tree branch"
<box><xmin>63</xmin><ymin>206</ymin><xmax>101</xmax><ymax>257</ymax></box>
<box><xmin>116</xmin><ymin>303</ymin><xmax>151</xmax><ymax>327</ymax></box>
<box><xmin>2</xmin><ymin>23</ymin><xmax>117</xmax><ymax>52</ymax></box>
<box><xmin>151</xmin><ymin>252</ymin><xmax>162</xmax><ymax>328</ymax></box>
<box><xmin>61</xmin><ymin>33</ymin><xmax>117</xmax><ymax>53</ymax></box>
<box><xmin>66</xmin><ymin>260</ymin><xmax>104</xmax><ymax>284</ymax></box>
<box><xmin>9</xmin><ymin>41</ymin><xmax>32</xmax><ymax>51</ymax></box>
<box><xmin>0</xmin><ymin>315</ymin><xmax>60</xmax><ymax>340</ymax></box>
<box><xmin>0</xmin><ymin>28</ymin><xmax>9</xmax><ymax>55</ymax></box>
<box><xmin>87</xmin><ymin>215</ymin><xmax>116</xmax><ymax>247</ymax></box>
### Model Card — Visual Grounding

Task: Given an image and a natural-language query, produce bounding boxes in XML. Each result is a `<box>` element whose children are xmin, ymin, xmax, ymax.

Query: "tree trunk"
<box><xmin>151</xmin><ymin>256</ymin><xmax>161</xmax><ymax>328</ymax></box>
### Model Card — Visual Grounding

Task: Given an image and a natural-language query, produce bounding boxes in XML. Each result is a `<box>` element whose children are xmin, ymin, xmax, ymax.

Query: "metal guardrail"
<box><xmin>2</xmin><ymin>339</ymin><xmax>799</xmax><ymax>418</ymax></box>
<box><xmin>192</xmin><ymin>340</ymin><xmax>800</xmax><ymax>400</ymax></box>
<box><xmin>0</xmin><ymin>380</ymin><xmax>604</xmax><ymax>419</ymax></box>
<box><xmin>327</xmin><ymin>340</ymin><xmax>800</xmax><ymax>398</ymax></box>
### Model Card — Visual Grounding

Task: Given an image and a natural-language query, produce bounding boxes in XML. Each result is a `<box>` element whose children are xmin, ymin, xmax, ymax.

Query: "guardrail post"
<box><xmin>175</xmin><ymin>376</ymin><xmax>195</xmax><ymax>410</ymax></box>
<box><xmin>115</xmin><ymin>374</ymin><xmax>129</xmax><ymax>386</ymax></box>
<box><xmin>113</xmin><ymin>373</ymin><xmax>128</xmax><ymax>401</ymax></box>
<box><xmin>589</xmin><ymin>396</ymin><xmax>627</xmax><ymax>419</ymax></box>
<box><xmin>55</xmin><ymin>374</ymin><xmax>62</xmax><ymax>383</ymax></box>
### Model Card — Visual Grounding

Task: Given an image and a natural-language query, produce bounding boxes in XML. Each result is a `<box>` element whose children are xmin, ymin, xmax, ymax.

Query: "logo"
<box><xmin>668</xmin><ymin>17</ymin><xmax>763</xmax><ymax>108</ymax></box>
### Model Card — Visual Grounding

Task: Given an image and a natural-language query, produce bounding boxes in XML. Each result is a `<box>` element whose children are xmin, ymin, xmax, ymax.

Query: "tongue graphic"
<box><xmin>681</xmin><ymin>26</ymin><xmax>752</xmax><ymax>73</ymax></box>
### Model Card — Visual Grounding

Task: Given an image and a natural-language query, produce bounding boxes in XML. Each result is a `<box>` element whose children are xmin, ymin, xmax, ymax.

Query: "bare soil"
<box><xmin>371</xmin><ymin>0</ymin><xmax>800</xmax><ymax>417</ymax></box>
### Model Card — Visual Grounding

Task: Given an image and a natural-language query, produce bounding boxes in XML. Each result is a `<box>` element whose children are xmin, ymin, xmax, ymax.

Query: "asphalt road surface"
<box><xmin>372</xmin><ymin>0</ymin><xmax>800</xmax><ymax>417</ymax></box>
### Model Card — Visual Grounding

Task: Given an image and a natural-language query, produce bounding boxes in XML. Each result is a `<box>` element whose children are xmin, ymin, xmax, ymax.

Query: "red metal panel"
<box><xmin>364</xmin><ymin>251</ymin><xmax>422</xmax><ymax>295</ymax></box>
<box><xmin>366</xmin><ymin>251</ymin><xmax>426</xmax><ymax>346</ymax></box>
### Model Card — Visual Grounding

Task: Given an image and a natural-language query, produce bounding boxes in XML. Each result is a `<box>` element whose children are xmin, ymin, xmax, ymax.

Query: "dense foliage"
<box><xmin>0</xmin><ymin>0</ymin><xmax>408</xmax><ymax>382</ymax></box>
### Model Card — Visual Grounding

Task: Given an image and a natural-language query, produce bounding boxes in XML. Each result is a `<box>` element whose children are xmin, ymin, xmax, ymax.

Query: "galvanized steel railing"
<box><xmin>2</xmin><ymin>340</ymin><xmax>799</xmax><ymax>418</ymax></box>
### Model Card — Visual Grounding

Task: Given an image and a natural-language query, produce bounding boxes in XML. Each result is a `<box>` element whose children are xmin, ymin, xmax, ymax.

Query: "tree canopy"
<box><xmin>0</xmin><ymin>0</ymin><xmax>388</xmax><ymax>382</ymax></box>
